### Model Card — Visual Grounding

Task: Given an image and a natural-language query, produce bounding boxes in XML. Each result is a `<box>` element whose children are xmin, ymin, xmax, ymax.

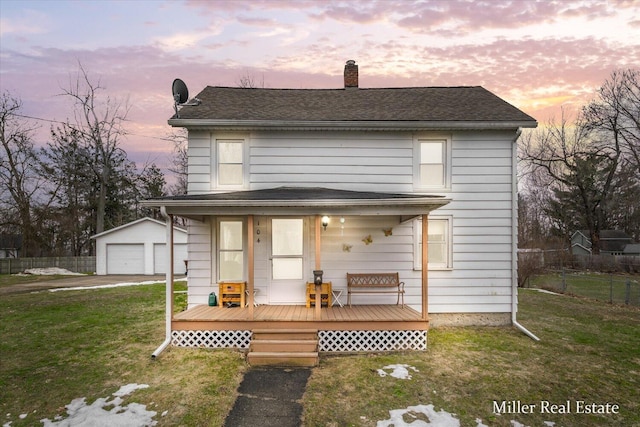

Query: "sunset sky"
<box><xmin>1</xmin><ymin>0</ymin><xmax>639</xmax><ymax>173</ymax></box>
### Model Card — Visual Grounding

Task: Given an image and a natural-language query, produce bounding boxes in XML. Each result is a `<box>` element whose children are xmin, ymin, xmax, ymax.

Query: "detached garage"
<box><xmin>93</xmin><ymin>217</ymin><xmax>187</xmax><ymax>275</ymax></box>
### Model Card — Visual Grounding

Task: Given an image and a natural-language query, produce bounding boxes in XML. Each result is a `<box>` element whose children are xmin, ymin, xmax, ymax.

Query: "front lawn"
<box><xmin>1</xmin><ymin>282</ymin><xmax>638</xmax><ymax>426</ymax></box>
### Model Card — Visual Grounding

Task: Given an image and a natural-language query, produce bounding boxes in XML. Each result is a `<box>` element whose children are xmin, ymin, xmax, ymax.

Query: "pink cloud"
<box><xmin>2</xmin><ymin>26</ymin><xmax>637</xmax><ymax>162</ymax></box>
<box><xmin>236</xmin><ymin>16</ymin><xmax>279</xmax><ymax>27</ymax></box>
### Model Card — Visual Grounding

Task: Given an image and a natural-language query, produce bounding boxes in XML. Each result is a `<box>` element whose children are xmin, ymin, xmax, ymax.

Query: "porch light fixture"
<box><xmin>321</xmin><ymin>215</ymin><xmax>330</xmax><ymax>230</ymax></box>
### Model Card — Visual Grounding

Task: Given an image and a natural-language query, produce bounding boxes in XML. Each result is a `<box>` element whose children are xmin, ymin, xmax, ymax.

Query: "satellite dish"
<box><xmin>172</xmin><ymin>78</ymin><xmax>189</xmax><ymax>104</ymax></box>
<box><xmin>171</xmin><ymin>78</ymin><xmax>200</xmax><ymax>118</ymax></box>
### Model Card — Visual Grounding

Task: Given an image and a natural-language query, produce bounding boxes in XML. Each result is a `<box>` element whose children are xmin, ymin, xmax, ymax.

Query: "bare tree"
<box><xmin>55</xmin><ymin>63</ymin><xmax>130</xmax><ymax>235</ymax></box>
<box><xmin>583</xmin><ymin>69</ymin><xmax>640</xmax><ymax>173</ymax></box>
<box><xmin>167</xmin><ymin>129</ymin><xmax>188</xmax><ymax>195</ymax></box>
<box><xmin>236</xmin><ymin>70</ymin><xmax>265</xmax><ymax>88</ymax></box>
<box><xmin>0</xmin><ymin>92</ymin><xmax>48</xmax><ymax>256</ymax></box>
<box><xmin>520</xmin><ymin>110</ymin><xmax>620</xmax><ymax>254</ymax></box>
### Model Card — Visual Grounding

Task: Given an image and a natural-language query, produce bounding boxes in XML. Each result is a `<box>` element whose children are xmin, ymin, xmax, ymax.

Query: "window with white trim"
<box><xmin>414</xmin><ymin>216</ymin><xmax>453</xmax><ymax>270</ymax></box>
<box><xmin>414</xmin><ymin>137</ymin><xmax>450</xmax><ymax>190</ymax></box>
<box><xmin>218</xmin><ymin>220</ymin><xmax>244</xmax><ymax>281</ymax></box>
<box><xmin>217</xmin><ymin>139</ymin><xmax>245</xmax><ymax>187</ymax></box>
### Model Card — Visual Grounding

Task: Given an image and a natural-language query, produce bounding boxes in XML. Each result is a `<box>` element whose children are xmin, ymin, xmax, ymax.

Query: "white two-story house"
<box><xmin>145</xmin><ymin>60</ymin><xmax>537</xmax><ymax>363</ymax></box>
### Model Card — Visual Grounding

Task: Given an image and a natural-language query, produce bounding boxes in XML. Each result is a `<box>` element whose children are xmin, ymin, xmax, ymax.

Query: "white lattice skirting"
<box><xmin>171</xmin><ymin>329</ymin><xmax>427</xmax><ymax>352</ymax></box>
<box><xmin>319</xmin><ymin>330</ymin><xmax>427</xmax><ymax>352</ymax></box>
<box><xmin>172</xmin><ymin>330</ymin><xmax>252</xmax><ymax>348</ymax></box>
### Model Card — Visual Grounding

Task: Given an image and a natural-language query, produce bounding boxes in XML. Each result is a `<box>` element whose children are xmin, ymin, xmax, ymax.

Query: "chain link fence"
<box><xmin>528</xmin><ymin>268</ymin><xmax>640</xmax><ymax>306</ymax></box>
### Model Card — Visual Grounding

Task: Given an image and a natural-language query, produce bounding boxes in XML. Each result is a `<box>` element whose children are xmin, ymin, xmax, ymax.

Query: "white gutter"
<box><xmin>152</xmin><ymin>206</ymin><xmax>174</xmax><ymax>358</ymax></box>
<box><xmin>168</xmin><ymin>118</ymin><xmax>538</xmax><ymax>131</ymax></box>
<box><xmin>511</xmin><ymin>128</ymin><xmax>540</xmax><ymax>341</ymax></box>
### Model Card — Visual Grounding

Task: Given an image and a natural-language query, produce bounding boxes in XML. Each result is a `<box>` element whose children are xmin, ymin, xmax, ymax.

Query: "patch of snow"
<box><xmin>39</xmin><ymin>384</ymin><xmax>158</xmax><ymax>427</ymax></box>
<box><xmin>376</xmin><ymin>404</ymin><xmax>461</xmax><ymax>427</ymax></box>
<box><xmin>17</xmin><ymin>268</ymin><xmax>85</xmax><ymax>276</ymax></box>
<box><xmin>47</xmin><ymin>277</ymin><xmax>187</xmax><ymax>293</ymax></box>
<box><xmin>113</xmin><ymin>384</ymin><xmax>149</xmax><ymax>397</ymax></box>
<box><xmin>531</xmin><ymin>288</ymin><xmax>562</xmax><ymax>296</ymax></box>
<box><xmin>377</xmin><ymin>364</ymin><xmax>419</xmax><ymax>380</ymax></box>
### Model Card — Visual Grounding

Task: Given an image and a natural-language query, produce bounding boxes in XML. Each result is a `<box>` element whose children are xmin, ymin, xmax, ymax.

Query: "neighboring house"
<box><xmin>0</xmin><ymin>234</ymin><xmax>22</xmax><ymax>258</ymax></box>
<box><xmin>571</xmin><ymin>230</ymin><xmax>635</xmax><ymax>256</ymax></box>
<box><xmin>92</xmin><ymin>217</ymin><xmax>187</xmax><ymax>275</ymax></box>
<box><xmin>144</xmin><ymin>60</ymin><xmax>537</xmax><ymax>359</ymax></box>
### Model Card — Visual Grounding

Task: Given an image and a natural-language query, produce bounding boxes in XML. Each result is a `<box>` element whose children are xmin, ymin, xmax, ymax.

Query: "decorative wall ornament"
<box><xmin>383</xmin><ymin>228</ymin><xmax>393</xmax><ymax>236</ymax></box>
<box><xmin>362</xmin><ymin>234</ymin><xmax>373</xmax><ymax>245</ymax></box>
<box><xmin>342</xmin><ymin>244</ymin><xmax>353</xmax><ymax>252</ymax></box>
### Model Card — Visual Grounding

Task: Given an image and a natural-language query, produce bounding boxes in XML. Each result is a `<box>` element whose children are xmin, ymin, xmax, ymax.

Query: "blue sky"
<box><xmin>1</xmin><ymin>0</ymin><xmax>639</xmax><ymax>170</ymax></box>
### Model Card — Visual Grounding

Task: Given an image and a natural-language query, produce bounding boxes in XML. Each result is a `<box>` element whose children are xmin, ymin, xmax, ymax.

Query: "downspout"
<box><xmin>511</xmin><ymin>128</ymin><xmax>540</xmax><ymax>341</ymax></box>
<box><xmin>152</xmin><ymin>206</ymin><xmax>174</xmax><ymax>358</ymax></box>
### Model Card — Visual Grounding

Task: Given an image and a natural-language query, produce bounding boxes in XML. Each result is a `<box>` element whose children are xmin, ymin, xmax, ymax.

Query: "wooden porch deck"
<box><xmin>172</xmin><ymin>304</ymin><xmax>428</xmax><ymax>331</ymax></box>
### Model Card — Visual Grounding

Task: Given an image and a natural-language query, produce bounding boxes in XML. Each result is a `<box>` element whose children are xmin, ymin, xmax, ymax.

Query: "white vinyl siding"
<box><xmin>250</xmin><ymin>131</ymin><xmax>414</xmax><ymax>192</ymax></box>
<box><xmin>186</xmin><ymin>131</ymin><xmax>211</xmax><ymax>194</ymax></box>
<box><xmin>186</xmin><ymin>219</ymin><xmax>213</xmax><ymax>308</ymax></box>
<box><xmin>183</xmin><ymin>129</ymin><xmax>516</xmax><ymax>316</ymax></box>
<box><xmin>426</xmin><ymin>131</ymin><xmax>515</xmax><ymax>314</ymax></box>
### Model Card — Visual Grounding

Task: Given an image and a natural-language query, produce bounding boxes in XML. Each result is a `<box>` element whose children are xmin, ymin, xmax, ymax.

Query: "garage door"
<box><xmin>107</xmin><ymin>244</ymin><xmax>144</xmax><ymax>274</ymax></box>
<box><xmin>154</xmin><ymin>243</ymin><xmax>188</xmax><ymax>275</ymax></box>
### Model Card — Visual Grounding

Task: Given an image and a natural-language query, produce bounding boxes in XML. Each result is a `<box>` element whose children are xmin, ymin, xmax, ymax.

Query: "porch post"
<box><xmin>247</xmin><ymin>215</ymin><xmax>255</xmax><ymax>319</ymax></box>
<box><xmin>421</xmin><ymin>214</ymin><xmax>429</xmax><ymax>320</ymax></box>
<box><xmin>314</xmin><ymin>215</ymin><xmax>322</xmax><ymax>320</ymax></box>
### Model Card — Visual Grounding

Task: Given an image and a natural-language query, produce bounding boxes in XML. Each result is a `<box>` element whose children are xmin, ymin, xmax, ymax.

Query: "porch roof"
<box><xmin>144</xmin><ymin>186</ymin><xmax>449</xmax><ymax>218</ymax></box>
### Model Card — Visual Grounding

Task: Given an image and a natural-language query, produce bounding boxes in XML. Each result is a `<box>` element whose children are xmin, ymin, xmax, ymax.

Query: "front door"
<box><xmin>269</xmin><ymin>218</ymin><xmax>307</xmax><ymax>304</ymax></box>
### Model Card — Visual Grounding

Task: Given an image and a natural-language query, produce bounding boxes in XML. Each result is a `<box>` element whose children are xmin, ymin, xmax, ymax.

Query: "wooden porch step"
<box><xmin>248</xmin><ymin>329</ymin><xmax>319</xmax><ymax>366</ymax></box>
<box><xmin>247</xmin><ymin>351</ymin><xmax>319</xmax><ymax>367</ymax></box>
<box><xmin>250</xmin><ymin>339</ymin><xmax>318</xmax><ymax>353</ymax></box>
<box><xmin>252</xmin><ymin>329</ymin><xmax>318</xmax><ymax>340</ymax></box>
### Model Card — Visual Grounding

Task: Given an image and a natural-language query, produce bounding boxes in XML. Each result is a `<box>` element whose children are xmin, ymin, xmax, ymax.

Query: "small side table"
<box><xmin>331</xmin><ymin>289</ymin><xmax>344</xmax><ymax>307</ymax></box>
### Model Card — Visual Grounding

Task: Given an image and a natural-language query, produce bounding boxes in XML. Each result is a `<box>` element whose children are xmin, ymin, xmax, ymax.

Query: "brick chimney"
<box><xmin>344</xmin><ymin>60</ymin><xmax>358</xmax><ymax>89</ymax></box>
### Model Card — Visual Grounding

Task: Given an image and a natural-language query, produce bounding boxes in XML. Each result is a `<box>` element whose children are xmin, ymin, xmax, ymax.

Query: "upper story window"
<box><xmin>217</xmin><ymin>140</ymin><xmax>244</xmax><ymax>187</ymax></box>
<box><xmin>414</xmin><ymin>136</ymin><xmax>451</xmax><ymax>190</ymax></box>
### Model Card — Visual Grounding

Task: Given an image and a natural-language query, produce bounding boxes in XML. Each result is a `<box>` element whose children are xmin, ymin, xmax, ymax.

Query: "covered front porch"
<box><xmin>147</xmin><ymin>187</ymin><xmax>450</xmax><ymax>356</ymax></box>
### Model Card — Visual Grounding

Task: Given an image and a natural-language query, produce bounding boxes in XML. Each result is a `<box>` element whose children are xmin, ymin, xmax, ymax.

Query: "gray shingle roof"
<box><xmin>159</xmin><ymin>186</ymin><xmax>443</xmax><ymax>202</ymax></box>
<box><xmin>144</xmin><ymin>186</ymin><xmax>450</xmax><ymax>216</ymax></box>
<box><xmin>170</xmin><ymin>86</ymin><xmax>536</xmax><ymax>125</ymax></box>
